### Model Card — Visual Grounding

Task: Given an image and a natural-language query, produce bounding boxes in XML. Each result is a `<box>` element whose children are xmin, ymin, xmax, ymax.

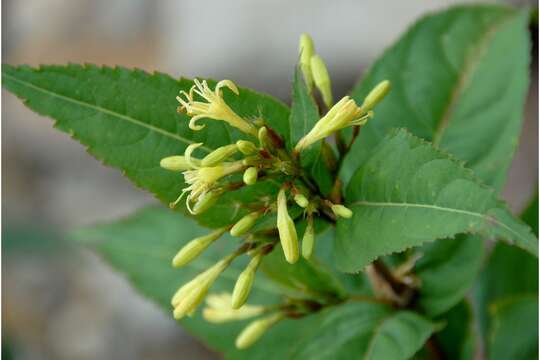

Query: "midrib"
<box><xmin>3</xmin><ymin>72</ymin><xmax>213</xmax><ymax>153</ymax></box>
<box><xmin>432</xmin><ymin>13</ymin><xmax>513</xmax><ymax>146</ymax></box>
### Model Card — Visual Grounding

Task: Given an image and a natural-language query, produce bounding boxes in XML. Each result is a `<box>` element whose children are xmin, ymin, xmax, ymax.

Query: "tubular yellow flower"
<box><xmin>202</xmin><ymin>293</ymin><xmax>265</xmax><ymax>323</ymax></box>
<box><xmin>331</xmin><ymin>204</ymin><xmax>353</xmax><ymax>219</ymax></box>
<box><xmin>299</xmin><ymin>33</ymin><xmax>315</xmax><ymax>91</ymax></box>
<box><xmin>172</xmin><ymin>255</ymin><xmax>234</xmax><ymax>320</ymax></box>
<box><xmin>302</xmin><ymin>216</ymin><xmax>316</xmax><ymax>259</ymax></box>
<box><xmin>236</xmin><ymin>140</ymin><xmax>258</xmax><ymax>155</ymax></box>
<box><xmin>230</xmin><ymin>211</ymin><xmax>262</xmax><ymax>237</ymax></box>
<box><xmin>177</xmin><ymin>79</ymin><xmax>257</xmax><ymax>136</ymax></box>
<box><xmin>310</xmin><ymin>55</ymin><xmax>333</xmax><ymax>108</ymax></box>
<box><xmin>201</xmin><ymin>144</ymin><xmax>239</xmax><ymax>167</ymax></box>
<box><xmin>160</xmin><ymin>155</ymin><xmax>200</xmax><ymax>172</ymax></box>
<box><xmin>232</xmin><ymin>253</ymin><xmax>263</xmax><ymax>309</ymax></box>
<box><xmin>294</xmin><ymin>96</ymin><xmax>373</xmax><ymax>152</ymax></box>
<box><xmin>172</xmin><ymin>228</ymin><xmax>227</xmax><ymax>268</ymax></box>
<box><xmin>243</xmin><ymin>167</ymin><xmax>258</xmax><ymax>185</ymax></box>
<box><xmin>182</xmin><ymin>161</ymin><xmax>244</xmax><ymax>209</ymax></box>
<box><xmin>235</xmin><ymin>313</ymin><xmax>283</xmax><ymax>349</ymax></box>
<box><xmin>361</xmin><ymin>80</ymin><xmax>391</xmax><ymax>112</ymax></box>
<box><xmin>277</xmin><ymin>189</ymin><xmax>299</xmax><ymax>264</ymax></box>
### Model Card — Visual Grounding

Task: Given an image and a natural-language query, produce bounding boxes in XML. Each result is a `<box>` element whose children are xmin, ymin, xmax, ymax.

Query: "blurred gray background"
<box><xmin>2</xmin><ymin>1</ymin><xmax>537</xmax><ymax>359</ymax></box>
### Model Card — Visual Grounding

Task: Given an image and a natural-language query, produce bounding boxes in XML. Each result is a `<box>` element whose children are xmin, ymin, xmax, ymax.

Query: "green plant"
<box><xmin>3</xmin><ymin>4</ymin><xmax>538</xmax><ymax>359</ymax></box>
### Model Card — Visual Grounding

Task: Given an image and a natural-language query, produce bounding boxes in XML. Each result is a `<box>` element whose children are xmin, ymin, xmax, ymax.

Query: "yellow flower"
<box><xmin>181</xmin><ymin>161</ymin><xmax>244</xmax><ymax>211</ymax></box>
<box><xmin>202</xmin><ymin>292</ymin><xmax>264</xmax><ymax>323</ymax></box>
<box><xmin>177</xmin><ymin>79</ymin><xmax>257</xmax><ymax>136</ymax></box>
<box><xmin>295</xmin><ymin>96</ymin><xmax>372</xmax><ymax>152</ymax></box>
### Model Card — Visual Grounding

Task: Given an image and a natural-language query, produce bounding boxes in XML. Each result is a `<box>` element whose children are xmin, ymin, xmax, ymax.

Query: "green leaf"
<box><xmin>335</xmin><ymin>129</ymin><xmax>537</xmax><ymax>272</ymax></box>
<box><xmin>288</xmin><ymin>67</ymin><xmax>333</xmax><ymax>195</ymax></box>
<box><xmin>1</xmin><ymin>64</ymin><xmax>290</xmax><ymax>220</ymax></box>
<box><xmin>434</xmin><ymin>301</ymin><xmax>476</xmax><ymax>360</ymax></box>
<box><xmin>488</xmin><ymin>295</ymin><xmax>538</xmax><ymax>360</ymax></box>
<box><xmin>414</xmin><ymin>234</ymin><xmax>484</xmax><ymax>316</ymax></box>
<box><xmin>341</xmin><ymin>5</ymin><xmax>530</xmax><ymax>191</ymax></box>
<box><xmin>291</xmin><ymin>302</ymin><xmax>437</xmax><ymax>360</ymax></box>
<box><xmin>474</xmin><ymin>195</ymin><xmax>538</xmax><ymax>342</ymax></box>
<box><xmin>72</xmin><ymin>206</ymin><xmax>340</xmax><ymax>359</ymax></box>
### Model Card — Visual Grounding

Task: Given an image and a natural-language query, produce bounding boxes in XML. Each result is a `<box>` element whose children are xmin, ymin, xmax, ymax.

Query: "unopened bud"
<box><xmin>173</xmin><ymin>284</ymin><xmax>207</xmax><ymax>320</ymax></box>
<box><xmin>277</xmin><ymin>189</ymin><xmax>299</xmax><ymax>264</ymax></box>
<box><xmin>293</xmin><ymin>193</ymin><xmax>309</xmax><ymax>208</ymax></box>
<box><xmin>243</xmin><ymin>167</ymin><xmax>258</xmax><ymax>185</ymax></box>
<box><xmin>171</xmin><ymin>255</ymin><xmax>234</xmax><ymax>318</ymax></box>
<box><xmin>235</xmin><ymin>313</ymin><xmax>283</xmax><ymax>349</ymax></box>
<box><xmin>361</xmin><ymin>80</ymin><xmax>390</xmax><ymax>112</ymax></box>
<box><xmin>203</xmin><ymin>293</ymin><xmax>264</xmax><ymax>323</ymax></box>
<box><xmin>302</xmin><ymin>216</ymin><xmax>315</xmax><ymax>259</ymax></box>
<box><xmin>172</xmin><ymin>228</ymin><xmax>226</xmax><ymax>267</ymax></box>
<box><xmin>232</xmin><ymin>253</ymin><xmax>262</xmax><ymax>309</ymax></box>
<box><xmin>331</xmin><ymin>204</ymin><xmax>353</xmax><ymax>219</ymax></box>
<box><xmin>258</xmin><ymin>127</ymin><xmax>271</xmax><ymax>149</ymax></box>
<box><xmin>230</xmin><ymin>211</ymin><xmax>262</xmax><ymax>237</ymax></box>
<box><xmin>191</xmin><ymin>189</ymin><xmax>223</xmax><ymax>215</ymax></box>
<box><xmin>201</xmin><ymin>144</ymin><xmax>238</xmax><ymax>167</ymax></box>
<box><xmin>310</xmin><ymin>55</ymin><xmax>333</xmax><ymax>108</ymax></box>
<box><xmin>236</xmin><ymin>140</ymin><xmax>258</xmax><ymax>155</ymax></box>
<box><xmin>160</xmin><ymin>155</ymin><xmax>199</xmax><ymax>171</ymax></box>
<box><xmin>299</xmin><ymin>33</ymin><xmax>315</xmax><ymax>90</ymax></box>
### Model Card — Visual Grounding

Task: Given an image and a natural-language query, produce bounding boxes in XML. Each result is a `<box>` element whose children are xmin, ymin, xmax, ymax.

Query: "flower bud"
<box><xmin>173</xmin><ymin>284</ymin><xmax>208</xmax><ymax>319</ymax></box>
<box><xmin>258</xmin><ymin>127</ymin><xmax>271</xmax><ymax>149</ymax></box>
<box><xmin>232</xmin><ymin>253</ymin><xmax>262</xmax><ymax>309</ymax></box>
<box><xmin>299</xmin><ymin>33</ymin><xmax>315</xmax><ymax>91</ymax></box>
<box><xmin>160</xmin><ymin>155</ymin><xmax>200</xmax><ymax>171</ymax></box>
<box><xmin>236</xmin><ymin>140</ymin><xmax>258</xmax><ymax>155</ymax></box>
<box><xmin>203</xmin><ymin>292</ymin><xmax>264</xmax><ymax>323</ymax></box>
<box><xmin>310</xmin><ymin>55</ymin><xmax>333</xmax><ymax>108</ymax></box>
<box><xmin>172</xmin><ymin>228</ymin><xmax>226</xmax><ymax>268</ymax></box>
<box><xmin>277</xmin><ymin>189</ymin><xmax>299</xmax><ymax>264</ymax></box>
<box><xmin>235</xmin><ymin>313</ymin><xmax>283</xmax><ymax>349</ymax></box>
<box><xmin>201</xmin><ymin>144</ymin><xmax>238</xmax><ymax>167</ymax></box>
<box><xmin>243</xmin><ymin>167</ymin><xmax>258</xmax><ymax>185</ymax></box>
<box><xmin>230</xmin><ymin>211</ymin><xmax>262</xmax><ymax>237</ymax></box>
<box><xmin>171</xmin><ymin>255</ymin><xmax>234</xmax><ymax>319</ymax></box>
<box><xmin>302</xmin><ymin>216</ymin><xmax>316</xmax><ymax>259</ymax></box>
<box><xmin>293</xmin><ymin>193</ymin><xmax>309</xmax><ymax>208</ymax></box>
<box><xmin>331</xmin><ymin>204</ymin><xmax>353</xmax><ymax>219</ymax></box>
<box><xmin>361</xmin><ymin>80</ymin><xmax>391</xmax><ymax>112</ymax></box>
<box><xmin>191</xmin><ymin>189</ymin><xmax>223</xmax><ymax>215</ymax></box>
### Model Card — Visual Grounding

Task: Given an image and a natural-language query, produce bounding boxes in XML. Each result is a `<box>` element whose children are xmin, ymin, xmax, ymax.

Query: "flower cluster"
<box><xmin>159</xmin><ymin>34</ymin><xmax>390</xmax><ymax>349</ymax></box>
